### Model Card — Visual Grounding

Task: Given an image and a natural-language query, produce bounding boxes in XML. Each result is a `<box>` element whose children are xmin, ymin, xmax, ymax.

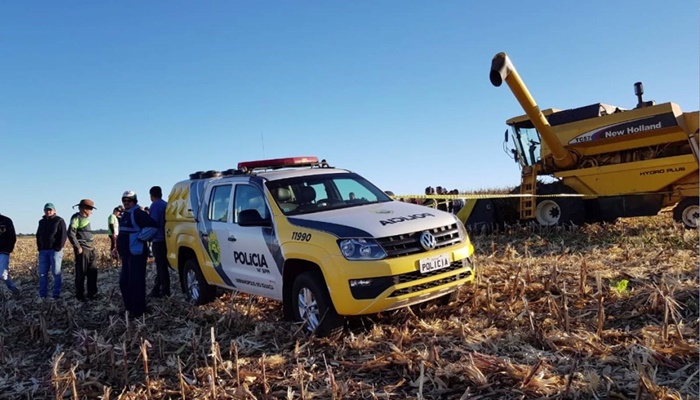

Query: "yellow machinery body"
<box><xmin>490</xmin><ymin>52</ymin><xmax>699</xmax><ymax>227</ymax></box>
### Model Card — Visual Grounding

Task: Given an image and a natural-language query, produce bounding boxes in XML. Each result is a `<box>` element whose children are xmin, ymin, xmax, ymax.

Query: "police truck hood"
<box><xmin>286</xmin><ymin>201</ymin><xmax>458</xmax><ymax>238</ymax></box>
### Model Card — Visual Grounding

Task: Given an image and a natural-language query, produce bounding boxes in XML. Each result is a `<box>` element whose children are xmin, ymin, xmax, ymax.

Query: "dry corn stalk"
<box><xmin>0</xmin><ymin>218</ymin><xmax>696</xmax><ymax>399</ymax></box>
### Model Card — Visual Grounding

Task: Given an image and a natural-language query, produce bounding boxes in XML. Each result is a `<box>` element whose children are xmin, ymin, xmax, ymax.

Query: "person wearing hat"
<box><xmin>68</xmin><ymin>199</ymin><xmax>98</xmax><ymax>301</ymax></box>
<box><xmin>108</xmin><ymin>205</ymin><xmax>124</xmax><ymax>259</ymax></box>
<box><xmin>115</xmin><ymin>191</ymin><xmax>158</xmax><ymax>318</ymax></box>
<box><xmin>0</xmin><ymin>212</ymin><xmax>20</xmax><ymax>297</ymax></box>
<box><xmin>36</xmin><ymin>203</ymin><xmax>67</xmax><ymax>299</ymax></box>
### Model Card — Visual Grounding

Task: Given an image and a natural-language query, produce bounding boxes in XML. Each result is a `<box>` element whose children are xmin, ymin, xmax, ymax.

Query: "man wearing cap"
<box><xmin>108</xmin><ymin>206</ymin><xmax>123</xmax><ymax>259</ymax></box>
<box><xmin>115</xmin><ymin>191</ymin><xmax>157</xmax><ymax>318</ymax></box>
<box><xmin>68</xmin><ymin>199</ymin><xmax>98</xmax><ymax>301</ymax></box>
<box><xmin>0</xmin><ymin>212</ymin><xmax>20</xmax><ymax>296</ymax></box>
<box><xmin>36</xmin><ymin>203</ymin><xmax>67</xmax><ymax>299</ymax></box>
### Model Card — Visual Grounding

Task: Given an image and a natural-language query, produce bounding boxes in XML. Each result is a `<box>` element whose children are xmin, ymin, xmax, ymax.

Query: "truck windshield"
<box><xmin>266</xmin><ymin>172</ymin><xmax>392</xmax><ymax>215</ymax></box>
<box><xmin>510</xmin><ymin>125</ymin><xmax>541</xmax><ymax>167</ymax></box>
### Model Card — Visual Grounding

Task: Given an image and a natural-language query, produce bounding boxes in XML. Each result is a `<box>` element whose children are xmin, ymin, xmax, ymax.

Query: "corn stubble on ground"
<box><xmin>0</xmin><ymin>215</ymin><xmax>697</xmax><ymax>399</ymax></box>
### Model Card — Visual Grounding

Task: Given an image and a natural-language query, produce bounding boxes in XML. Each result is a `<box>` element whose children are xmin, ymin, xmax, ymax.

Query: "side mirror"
<box><xmin>238</xmin><ymin>209</ymin><xmax>272</xmax><ymax>227</ymax></box>
<box><xmin>504</xmin><ymin>129</ymin><xmax>509</xmax><ymax>143</ymax></box>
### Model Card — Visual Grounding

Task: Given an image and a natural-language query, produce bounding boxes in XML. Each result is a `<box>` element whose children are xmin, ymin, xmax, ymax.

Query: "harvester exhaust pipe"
<box><xmin>490</xmin><ymin>52</ymin><xmax>576</xmax><ymax>169</ymax></box>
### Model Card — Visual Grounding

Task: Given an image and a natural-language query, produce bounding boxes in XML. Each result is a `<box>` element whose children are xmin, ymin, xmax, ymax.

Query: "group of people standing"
<box><xmin>0</xmin><ymin>186</ymin><xmax>170</xmax><ymax>319</ymax></box>
<box><xmin>418</xmin><ymin>186</ymin><xmax>465</xmax><ymax>214</ymax></box>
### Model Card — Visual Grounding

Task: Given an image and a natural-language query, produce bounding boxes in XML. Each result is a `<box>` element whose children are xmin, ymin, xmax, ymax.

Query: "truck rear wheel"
<box><xmin>183</xmin><ymin>259</ymin><xmax>216</xmax><ymax>305</ymax></box>
<box><xmin>673</xmin><ymin>197</ymin><xmax>699</xmax><ymax>229</ymax></box>
<box><xmin>291</xmin><ymin>270</ymin><xmax>343</xmax><ymax>337</ymax></box>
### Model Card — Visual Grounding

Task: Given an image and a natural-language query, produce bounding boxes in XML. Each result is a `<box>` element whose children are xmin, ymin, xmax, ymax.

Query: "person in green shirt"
<box><xmin>108</xmin><ymin>206</ymin><xmax>123</xmax><ymax>258</ymax></box>
<box><xmin>68</xmin><ymin>199</ymin><xmax>97</xmax><ymax>301</ymax></box>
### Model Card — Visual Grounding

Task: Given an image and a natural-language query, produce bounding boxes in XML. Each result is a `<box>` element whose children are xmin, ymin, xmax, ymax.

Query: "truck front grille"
<box><xmin>388</xmin><ymin>259</ymin><xmax>472</xmax><ymax>298</ymax></box>
<box><xmin>376</xmin><ymin>223</ymin><xmax>462</xmax><ymax>258</ymax></box>
<box><xmin>348</xmin><ymin>257</ymin><xmax>474</xmax><ymax>300</ymax></box>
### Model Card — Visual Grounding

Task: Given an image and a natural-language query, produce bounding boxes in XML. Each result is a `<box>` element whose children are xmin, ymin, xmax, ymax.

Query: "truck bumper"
<box><xmin>326</xmin><ymin>242</ymin><xmax>475</xmax><ymax>315</ymax></box>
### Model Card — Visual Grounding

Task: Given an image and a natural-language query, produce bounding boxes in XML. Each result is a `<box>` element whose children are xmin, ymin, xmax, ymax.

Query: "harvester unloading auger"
<box><xmin>481</xmin><ymin>52</ymin><xmax>699</xmax><ymax>229</ymax></box>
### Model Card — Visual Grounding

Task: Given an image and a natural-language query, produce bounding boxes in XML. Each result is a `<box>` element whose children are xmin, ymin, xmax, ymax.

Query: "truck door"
<box><xmin>219</xmin><ymin>183</ymin><xmax>282</xmax><ymax>299</ymax></box>
<box><xmin>204</xmin><ymin>183</ymin><xmax>236</xmax><ymax>275</ymax></box>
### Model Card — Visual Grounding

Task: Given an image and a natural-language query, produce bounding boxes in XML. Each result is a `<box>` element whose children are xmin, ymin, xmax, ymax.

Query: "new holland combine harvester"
<box><xmin>459</xmin><ymin>52</ymin><xmax>699</xmax><ymax>230</ymax></box>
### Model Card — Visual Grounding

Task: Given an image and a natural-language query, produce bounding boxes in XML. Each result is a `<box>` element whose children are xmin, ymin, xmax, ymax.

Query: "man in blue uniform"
<box><xmin>148</xmin><ymin>186</ymin><xmax>170</xmax><ymax>298</ymax></box>
<box><xmin>114</xmin><ymin>191</ymin><xmax>157</xmax><ymax>318</ymax></box>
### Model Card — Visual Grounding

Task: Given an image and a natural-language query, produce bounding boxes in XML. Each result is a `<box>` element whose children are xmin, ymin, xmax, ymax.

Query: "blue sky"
<box><xmin>1</xmin><ymin>1</ymin><xmax>698</xmax><ymax>233</ymax></box>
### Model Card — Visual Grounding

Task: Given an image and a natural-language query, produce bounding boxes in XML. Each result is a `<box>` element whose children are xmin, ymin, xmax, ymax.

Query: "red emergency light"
<box><xmin>237</xmin><ymin>156</ymin><xmax>319</xmax><ymax>171</ymax></box>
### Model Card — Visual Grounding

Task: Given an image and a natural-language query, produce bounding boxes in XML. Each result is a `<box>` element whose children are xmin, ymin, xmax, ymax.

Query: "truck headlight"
<box><xmin>338</xmin><ymin>238</ymin><xmax>387</xmax><ymax>260</ymax></box>
<box><xmin>455</xmin><ymin>217</ymin><xmax>469</xmax><ymax>242</ymax></box>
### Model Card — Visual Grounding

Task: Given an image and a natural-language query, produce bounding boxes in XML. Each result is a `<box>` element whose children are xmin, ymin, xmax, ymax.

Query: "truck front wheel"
<box><xmin>291</xmin><ymin>270</ymin><xmax>343</xmax><ymax>337</ymax></box>
<box><xmin>673</xmin><ymin>197</ymin><xmax>699</xmax><ymax>229</ymax></box>
<box><xmin>183</xmin><ymin>259</ymin><xmax>216</xmax><ymax>305</ymax></box>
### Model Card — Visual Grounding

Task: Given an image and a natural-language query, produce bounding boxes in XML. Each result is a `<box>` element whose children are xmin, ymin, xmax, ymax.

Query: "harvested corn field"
<box><xmin>0</xmin><ymin>215</ymin><xmax>697</xmax><ymax>399</ymax></box>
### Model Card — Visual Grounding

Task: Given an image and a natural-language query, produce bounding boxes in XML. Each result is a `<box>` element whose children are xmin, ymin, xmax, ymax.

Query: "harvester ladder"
<box><xmin>519</xmin><ymin>165</ymin><xmax>538</xmax><ymax>220</ymax></box>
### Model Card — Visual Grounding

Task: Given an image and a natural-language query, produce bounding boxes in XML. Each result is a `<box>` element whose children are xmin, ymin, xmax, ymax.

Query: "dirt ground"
<box><xmin>0</xmin><ymin>215</ymin><xmax>697</xmax><ymax>399</ymax></box>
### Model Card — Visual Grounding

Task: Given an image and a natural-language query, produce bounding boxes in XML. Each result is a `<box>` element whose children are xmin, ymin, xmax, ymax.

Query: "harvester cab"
<box><xmin>490</xmin><ymin>52</ymin><xmax>700</xmax><ymax>228</ymax></box>
<box><xmin>504</xmin><ymin>116</ymin><xmax>543</xmax><ymax>168</ymax></box>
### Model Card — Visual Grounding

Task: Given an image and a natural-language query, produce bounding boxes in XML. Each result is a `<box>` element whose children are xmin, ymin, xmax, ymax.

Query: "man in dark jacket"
<box><xmin>115</xmin><ymin>191</ymin><xmax>157</xmax><ymax>318</ymax></box>
<box><xmin>148</xmin><ymin>185</ymin><xmax>170</xmax><ymax>298</ymax></box>
<box><xmin>68</xmin><ymin>199</ymin><xmax>98</xmax><ymax>301</ymax></box>
<box><xmin>0</xmin><ymin>213</ymin><xmax>20</xmax><ymax>296</ymax></box>
<box><xmin>36</xmin><ymin>203</ymin><xmax>68</xmax><ymax>299</ymax></box>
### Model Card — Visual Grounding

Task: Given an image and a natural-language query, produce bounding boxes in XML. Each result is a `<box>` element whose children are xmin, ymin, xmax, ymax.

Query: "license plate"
<box><xmin>419</xmin><ymin>253</ymin><xmax>451</xmax><ymax>274</ymax></box>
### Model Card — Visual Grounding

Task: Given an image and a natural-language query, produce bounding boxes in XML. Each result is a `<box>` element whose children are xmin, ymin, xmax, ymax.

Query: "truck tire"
<box><xmin>535</xmin><ymin>183</ymin><xmax>585</xmax><ymax>226</ymax></box>
<box><xmin>183</xmin><ymin>259</ymin><xmax>216</xmax><ymax>305</ymax></box>
<box><xmin>291</xmin><ymin>270</ymin><xmax>343</xmax><ymax>337</ymax></box>
<box><xmin>673</xmin><ymin>197</ymin><xmax>699</xmax><ymax>229</ymax></box>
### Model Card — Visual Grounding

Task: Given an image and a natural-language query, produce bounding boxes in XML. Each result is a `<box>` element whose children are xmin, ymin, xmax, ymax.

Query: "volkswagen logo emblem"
<box><xmin>419</xmin><ymin>231</ymin><xmax>437</xmax><ymax>251</ymax></box>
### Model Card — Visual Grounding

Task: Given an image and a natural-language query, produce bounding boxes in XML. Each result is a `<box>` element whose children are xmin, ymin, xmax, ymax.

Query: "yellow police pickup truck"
<box><xmin>165</xmin><ymin>156</ymin><xmax>475</xmax><ymax>336</ymax></box>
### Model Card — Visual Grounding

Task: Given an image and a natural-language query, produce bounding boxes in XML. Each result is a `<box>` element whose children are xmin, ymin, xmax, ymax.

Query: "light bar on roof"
<box><xmin>237</xmin><ymin>156</ymin><xmax>319</xmax><ymax>171</ymax></box>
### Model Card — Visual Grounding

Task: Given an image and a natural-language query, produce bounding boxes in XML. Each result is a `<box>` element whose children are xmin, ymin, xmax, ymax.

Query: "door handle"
<box><xmin>228</xmin><ymin>236</ymin><xmax>237</xmax><ymax>242</ymax></box>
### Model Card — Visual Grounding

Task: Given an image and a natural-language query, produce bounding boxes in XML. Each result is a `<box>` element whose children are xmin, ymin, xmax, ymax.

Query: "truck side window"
<box><xmin>208</xmin><ymin>185</ymin><xmax>232</xmax><ymax>222</ymax></box>
<box><xmin>234</xmin><ymin>185</ymin><xmax>269</xmax><ymax>223</ymax></box>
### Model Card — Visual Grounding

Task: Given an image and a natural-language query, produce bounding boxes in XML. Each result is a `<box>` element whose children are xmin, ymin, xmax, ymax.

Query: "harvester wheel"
<box><xmin>534</xmin><ymin>183</ymin><xmax>585</xmax><ymax>226</ymax></box>
<box><xmin>673</xmin><ymin>197</ymin><xmax>699</xmax><ymax>229</ymax></box>
<box><xmin>535</xmin><ymin>200</ymin><xmax>563</xmax><ymax>226</ymax></box>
